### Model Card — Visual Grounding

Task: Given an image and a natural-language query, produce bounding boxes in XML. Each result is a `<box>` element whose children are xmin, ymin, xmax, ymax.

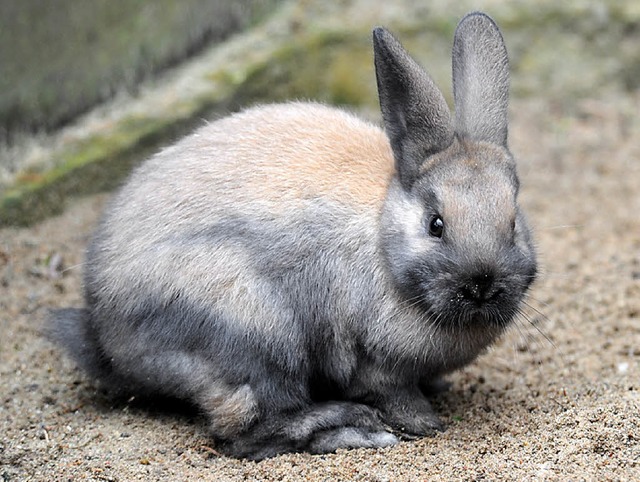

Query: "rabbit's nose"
<box><xmin>461</xmin><ymin>273</ymin><xmax>499</xmax><ymax>302</ymax></box>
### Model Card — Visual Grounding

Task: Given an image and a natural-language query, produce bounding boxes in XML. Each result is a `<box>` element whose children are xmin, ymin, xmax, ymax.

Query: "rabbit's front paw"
<box><xmin>308</xmin><ymin>426</ymin><xmax>399</xmax><ymax>454</ymax></box>
<box><xmin>378</xmin><ymin>390</ymin><xmax>445</xmax><ymax>437</ymax></box>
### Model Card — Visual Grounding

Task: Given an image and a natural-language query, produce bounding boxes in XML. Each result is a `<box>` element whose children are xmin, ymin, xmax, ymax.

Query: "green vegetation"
<box><xmin>229</xmin><ymin>31</ymin><xmax>377</xmax><ymax>108</ymax></box>
<box><xmin>0</xmin><ymin>110</ymin><xmax>203</xmax><ymax>225</ymax></box>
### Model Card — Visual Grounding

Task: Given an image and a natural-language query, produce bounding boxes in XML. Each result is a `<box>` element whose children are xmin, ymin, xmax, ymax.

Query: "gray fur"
<box><xmin>373</xmin><ymin>27</ymin><xmax>454</xmax><ymax>189</ymax></box>
<box><xmin>49</xmin><ymin>12</ymin><xmax>537</xmax><ymax>460</ymax></box>
<box><xmin>453</xmin><ymin>12</ymin><xmax>510</xmax><ymax>145</ymax></box>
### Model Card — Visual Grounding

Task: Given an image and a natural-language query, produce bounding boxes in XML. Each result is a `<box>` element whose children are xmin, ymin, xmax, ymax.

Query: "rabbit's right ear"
<box><xmin>373</xmin><ymin>28</ymin><xmax>453</xmax><ymax>190</ymax></box>
<box><xmin>452</xmin><ymin>12</ymin><xmax>510</xmax><ymax>146</ymax></box>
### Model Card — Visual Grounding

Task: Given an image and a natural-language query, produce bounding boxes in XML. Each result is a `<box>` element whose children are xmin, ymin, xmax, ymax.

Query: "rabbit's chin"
<box><xmin>418</xmin><ymin>287</ymin><xmax>525</xmax><ymax>334</ymax></box>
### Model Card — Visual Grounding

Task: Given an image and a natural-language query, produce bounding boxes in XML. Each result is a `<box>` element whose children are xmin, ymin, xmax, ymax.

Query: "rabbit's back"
<box><xmin>117</xmin><ymin>102</ymin><xmax>394</xmax><ymax>223</ymax></box>
<box><xmin>84</xmin><ymin>103</ymin><xmax>397</xmax><ymax>371</ymax></box>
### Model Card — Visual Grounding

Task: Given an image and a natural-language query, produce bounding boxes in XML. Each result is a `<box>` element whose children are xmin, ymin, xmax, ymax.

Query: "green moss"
<box><xmin>228</xmin><ymin>30</ymin><xmax>378</xmax><ymax>109</ymax></box>
<box><xmin>0</xmin><ymin>110</ymin><xmax>205</xmax><ymax>226</ymax></box>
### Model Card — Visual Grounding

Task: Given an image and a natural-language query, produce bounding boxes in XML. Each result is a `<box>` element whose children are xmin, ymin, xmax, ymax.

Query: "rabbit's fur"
<box><xmin>49</xmin><ymin>12</ymin><xmax>537</xmax><ymax>459</ymax></box>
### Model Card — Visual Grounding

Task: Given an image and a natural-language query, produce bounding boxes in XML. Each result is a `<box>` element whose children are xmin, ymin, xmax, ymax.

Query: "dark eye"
<box><xmin>428</xmin><ymin>215</ymin><xmax>444</xmax><ymax>238</ymax></box>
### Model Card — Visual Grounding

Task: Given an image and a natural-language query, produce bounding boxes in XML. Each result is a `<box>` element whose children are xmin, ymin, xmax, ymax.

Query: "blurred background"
<box><xmin>0</xmin><ymin>0</ymin><xmax>638</xmax><ymax>225</ymax></box>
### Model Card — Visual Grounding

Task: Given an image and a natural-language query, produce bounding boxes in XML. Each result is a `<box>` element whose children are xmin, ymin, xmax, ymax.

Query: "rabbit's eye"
<box><xmin>428</xmin><ymin>215</ymin><xmax>444</xmax><ymax>238</ymax></box>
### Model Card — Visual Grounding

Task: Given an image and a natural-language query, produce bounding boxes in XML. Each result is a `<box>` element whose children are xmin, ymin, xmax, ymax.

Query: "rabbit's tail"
<box><xmin>47</xmin><ymin>308</ymin><xmax>116</xmax><ymax>386</ymax></box>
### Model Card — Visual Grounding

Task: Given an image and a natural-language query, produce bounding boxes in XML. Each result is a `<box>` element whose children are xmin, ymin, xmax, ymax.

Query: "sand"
<box><xmin>1</xmin><ymin>92</ymin><xmax>639</xmax><ymax>480</ymax></box>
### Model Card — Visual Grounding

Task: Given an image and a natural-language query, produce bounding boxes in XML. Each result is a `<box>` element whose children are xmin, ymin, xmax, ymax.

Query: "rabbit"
<box><xmin>49</xmin><ymin>12</ymin><xmax>537</xmax><ymax>460</ymax></box>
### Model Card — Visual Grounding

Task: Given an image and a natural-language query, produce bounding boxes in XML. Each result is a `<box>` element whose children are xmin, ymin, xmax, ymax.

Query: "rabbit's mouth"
<box><xmin>457</xmin><ymin>300</ymin><xmax>520</xmax><ymax>328</ymax></box>
<box><xmin>419</xmin><ymin>275</ymin><xmax>529</xmax><ymax>332</ymax></box>
<box><xmin>404</xmin><ymin>251</ymin><xmax>537</xmax><ymax>331</ymax></box>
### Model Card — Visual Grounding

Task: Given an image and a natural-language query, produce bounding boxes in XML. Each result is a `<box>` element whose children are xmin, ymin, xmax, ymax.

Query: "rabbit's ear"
<box><xmin>373</xmin><ymin>27</ymin><xmax>453</xmax><ymax>190</ymax></box>
<box><xmin>452</xmin><ymin>12</ymin><xmax>509</xmax><ymax>146</ymax></box>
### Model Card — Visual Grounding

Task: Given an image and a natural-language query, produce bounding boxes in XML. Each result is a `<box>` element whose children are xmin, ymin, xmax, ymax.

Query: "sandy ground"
<box><xmin>1</xmin><ymin>92</ymin><xmax>639</xmax><ymax>480</ymax></box>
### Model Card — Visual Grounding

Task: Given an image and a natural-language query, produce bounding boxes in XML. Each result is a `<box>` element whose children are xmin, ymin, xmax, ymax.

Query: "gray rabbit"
<box><xmin>50</xmin><ymin>12</ymin><xmax>536</xmax><ymax>460</ymax></box>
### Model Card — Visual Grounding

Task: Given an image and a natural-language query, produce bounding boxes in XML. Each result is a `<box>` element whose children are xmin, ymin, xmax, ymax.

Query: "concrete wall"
<box><xmin>0</xmin><ymin>0</ymin><xmax>277</xmax><ymax>141</ymax></box>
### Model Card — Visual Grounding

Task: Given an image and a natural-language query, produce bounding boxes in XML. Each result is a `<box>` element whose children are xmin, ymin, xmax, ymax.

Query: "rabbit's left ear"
<box><xmin>452</xmin><ymin>12</ymin><xmax>510</xmax><ymax>146</ymax></box>
<box><xmin>373</xmin><ymin>27</ymin><xmax>453</xmax><ymax>190</ymax></box>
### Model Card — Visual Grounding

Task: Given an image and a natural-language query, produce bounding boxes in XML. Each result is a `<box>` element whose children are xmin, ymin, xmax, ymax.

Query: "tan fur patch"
<box><xmin>198</xmin><ymin>103</ymin><xmax>395</xmax><ymax>210</ymax></box>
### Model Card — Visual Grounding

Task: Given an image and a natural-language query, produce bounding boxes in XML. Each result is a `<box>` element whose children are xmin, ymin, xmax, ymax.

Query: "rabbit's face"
<box><xmin>381</xmin><ymin>139</ymin><xmax>536</xmax><ymax>333</ymax></box>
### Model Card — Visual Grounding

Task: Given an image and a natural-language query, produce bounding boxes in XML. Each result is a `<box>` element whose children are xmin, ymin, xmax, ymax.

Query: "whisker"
<box><xmin>516</xmin><ymin>304</ymin><xmax>556</xmax><ymax>350</ymax></box>
<box><xmin>524</xmin><ymin>294</ymin><xmax>553</xmax><ymax>313</ymax></box>
<box><xmin>521</xmin><ymin>298</ymin><xmax>553</xmax><ymax>327</ymax></box>
<box><xmin>61</xmin><ymin>262</ymin><xmax>87</xmax><ymax>274</ymax></box>
<box><xmin>538</xmin><ymin>224</ymin><xmax>583</xmax><ymax>231</ymax></box>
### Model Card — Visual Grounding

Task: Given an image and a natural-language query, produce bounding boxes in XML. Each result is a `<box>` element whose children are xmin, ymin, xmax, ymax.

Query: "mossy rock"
<box><xmin>0</xmin><ymin>110</ymin><xmax>208</xmax><ymax>226</ymax></box>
